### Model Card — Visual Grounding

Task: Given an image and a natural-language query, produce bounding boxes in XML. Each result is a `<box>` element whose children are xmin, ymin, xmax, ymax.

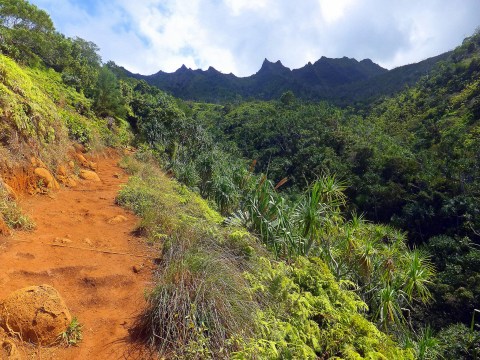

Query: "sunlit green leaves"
<box><xmin>402</xmin><ymin>250</ymin><xmax>435</xmax><ymax>302</ymax></box>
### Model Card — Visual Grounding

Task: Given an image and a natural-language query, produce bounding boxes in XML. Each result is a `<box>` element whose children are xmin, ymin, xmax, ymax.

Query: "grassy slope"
<box><xmin>0</xmin><ymin>54</ymin><xmax>130</xmax><ymax>168</ymax></box>
<box><xmin>1</xmin><ymin>55</ymin><xmax>84</xmax><ymax>165</ymax></box>
<box><xmin>117</xmin><ymin>151</ymin><xmax>413</xmax><ymax>359</ymax></box>
<box><xmin>0</xmin><ymin>55</ymin><xmax>83</xmax><ymax>229</ymax></box>
<box><xmin>0</xmin><ymin>54</ymin><xmax>131</xmax><ymax>230</ymax></box>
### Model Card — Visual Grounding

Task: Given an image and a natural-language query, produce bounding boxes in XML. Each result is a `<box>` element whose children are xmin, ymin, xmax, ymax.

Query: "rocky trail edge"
<box><xmin>0</xmin><ymin>151</ymin><xmax>155</xmax><ymax>359</ymax></box>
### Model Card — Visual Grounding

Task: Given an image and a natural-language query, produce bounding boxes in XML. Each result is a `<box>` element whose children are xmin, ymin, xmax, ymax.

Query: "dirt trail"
<box><xmin>0</xmin><ymin>151</ymin><xmax>155</xmax><ymax>359</ymax></box>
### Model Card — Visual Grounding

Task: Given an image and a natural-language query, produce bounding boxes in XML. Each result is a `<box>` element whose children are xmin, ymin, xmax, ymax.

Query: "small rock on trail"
<box><xmin>34</xmin><ymin>168</ymin><xmax>60</xmax><ymax>190</ymax></box>
<box><xmin>107</xmin><ymin>215</ymin><xmax>128</xmax><ymax>224</ymax></box>
<box><xmin>79</xmin><ymin>170</ymin><xmax>101</xmax><ymax>182</ymax></box>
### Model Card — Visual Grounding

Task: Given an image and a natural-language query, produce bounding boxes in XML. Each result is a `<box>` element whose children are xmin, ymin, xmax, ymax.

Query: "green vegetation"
<box><xmin>117</xmin><ymin>76</ymin><xmax>249</xmax><ymax>215</ymax></box>
<box><xmin>232</xmin><ymin>173</ymin><xmax>435</xmax><ymax>333</ymax></box>
<box><xmin>1</xmin><ymin>1</ymin><xmax>480</xmax><ymax>357</ymax></box>
<box><xmin>422</xmin><ymin>236</ymin><xmax>480</xmax><ymax>327</ymax></box>
<box><xmin>0</xmin><ymin>0</ymin><xmax>130</xmax><ymax>233</ymax></box>
<box><xmin>179</xmin><ymin>34</ymin><xmax>480</xmax><ymax>352</ymax></box>
<box><xmin>0</xmin><ymin>187</ymin><xmax>34</xmax><ymax>230</ymax></box>
<box><xmin>436</xmin><ymin>323</ymin><xmax>480</xmax><ymax>358</ymax></box>
<box><xmin>0</xmin><ymin>0</ymin><xmax>55</xmax><ymax>65</ymax></box>
<box><xmin>0</xmin><ymin>52</ymin><xmax>130</xmax><ymax>164</ymax></box>
<box><xmin>58</xmin><ymin>317</ymin><xmax>82</xmax><ymax>347</ymax></box>
<box><xmin>189</xmin><ymin>59</ymin><xmax>480</xmax><ymax>245</ymax></box>
<box><xmin>117</xmin><ymin>155</ymin><xmax>256</xmax><ymax>357</ymax></box>
<box><xmin>117</xmin><ymin>155</ymin><xmax>412</xmax><ymax>359</ymax></box>
<box><xmin>92</xmin><ymin>65</ymin><xmax>125</xmax><ymax>118</ymax></box>
<box><xmin>236</xmin><ymin>257</ymin><xmax>414</xmax><ymax>359</ymax></box>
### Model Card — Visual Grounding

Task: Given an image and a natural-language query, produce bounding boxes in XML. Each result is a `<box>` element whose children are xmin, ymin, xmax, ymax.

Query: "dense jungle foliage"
<box><xmin>1</xmin><ymin>0</ymin><xmax>480</xmax><ymax>358</ymax></box>
<box><xmin>186</xmin><ymin>32</ymin><xmax>480</xmax><ymax>335</ymax></box>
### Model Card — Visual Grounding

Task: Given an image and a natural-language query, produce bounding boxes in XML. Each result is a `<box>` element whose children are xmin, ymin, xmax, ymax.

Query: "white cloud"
<box><xmin>29</xmin><ymin>0</ymin><xmax>480</xmax><ymax>76</ymax></box>
<box><xmin>224</xmin><ymin>0</ymin><xmax>271</xmax><ymax>16</ymax></box>
<box><xmin>319</xmin><ymin>0</ymin><xmax>356</xmax><ymax>24</ymax></box>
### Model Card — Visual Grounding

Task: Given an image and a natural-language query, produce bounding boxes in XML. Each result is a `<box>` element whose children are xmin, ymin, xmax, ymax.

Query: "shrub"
<box><xmin>235</xmin><ymin>257</ymin><xmax>414</xmax><ymax>359</ymax></box>
<box><xmin>0</xmin><ymin>188</ymin><xmax>34</xmax><ymax>230</ymax></box>
<box><xmin>437</xmin><ymin>323</ymin><xmax>480</xmax><ymax>359</ymax></box>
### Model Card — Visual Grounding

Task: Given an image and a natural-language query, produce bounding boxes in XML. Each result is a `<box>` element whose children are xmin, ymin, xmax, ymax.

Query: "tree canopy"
<box><xmin>0</xmin><ymin>0</ymin><xmax>54</xmax><ymax>63</ymax></box>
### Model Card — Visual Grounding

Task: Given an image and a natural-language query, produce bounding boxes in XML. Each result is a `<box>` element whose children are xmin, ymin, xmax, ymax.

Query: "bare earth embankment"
<box><xmin>0</xmin><ymin>152</ymin><xmax>155</xmax><ymax>359</ymax></box>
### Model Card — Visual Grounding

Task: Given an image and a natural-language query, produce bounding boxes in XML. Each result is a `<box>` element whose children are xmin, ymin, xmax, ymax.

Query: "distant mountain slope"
<box><xmin>121</xmin><ymin>52</ymin><xmax>450</xmax><ymax>104</ymax></box>
<box><xmin>327</xmin><ymin>52</ymin><xmax>452</xmax><ymax>105</ymax></box>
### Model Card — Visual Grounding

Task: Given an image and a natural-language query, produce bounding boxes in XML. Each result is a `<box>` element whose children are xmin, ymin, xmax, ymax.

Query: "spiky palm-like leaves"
<box><xmin>210</xmin><ymin>173</ymin><xmax>240</xmax><ymax>215</ymax></box>
<box><xmin>231</xmin><ymin>173</ymin><xmax>435</xmax><ymax>331</ymax></box>
<box><xmin>375</xmin><ymin>284</ymin><xmax>407</xmax><ymax>329</ymax></box>
<box><xmin>245</xmin><ymin>176</ymin><xmax>298</xmax><ymax>258</ymax></box>
<box><xmin>294</xmin><ymin>176</ymin><xmax>346</xmax><ymax>255</ymax></box>
<box><xmin>402</xmin><ymin>250</ymin><xmax>435</xmax><ymax>302</ymax></box>
<box><xmin>241</xmin><ymin>175</ymin><xmax>347</xmax><ymax>259</ymax></box>
<box><xmin>416</xmin><ymin>326</ymin><xmax>440</xmax><ymax>360</ymax></box>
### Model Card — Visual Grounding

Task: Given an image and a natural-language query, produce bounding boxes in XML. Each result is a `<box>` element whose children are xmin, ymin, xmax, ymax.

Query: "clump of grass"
<box><xmin>0</xmin><ymin>188</ymin><xmax>35</xmax><ymax>230</ymax></box>
<box><xmin>132</xmin><ymin>230</ymin><xmax>258</xmax><ymax>358</ymax></box>
<box><xmin>118</xmin><ymin>155</ymin><xmax>144</xmax><ymax>175</ymax></box>
<box><xmin>117</xmin><ymin>156</ymin><xmax>222</xmax><ymax>241</ymax></box>
<box><xmin>58</xmin><ymin>317</ymin><xmax>82</xmax><ymax>347</ymax></box>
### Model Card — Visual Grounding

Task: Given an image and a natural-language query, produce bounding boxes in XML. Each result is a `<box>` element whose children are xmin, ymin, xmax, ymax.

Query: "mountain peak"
<box><xmin>258</xmin><ymin>58</ymin><xmax>290</xmax><ymax>75</ymax></box>
<box><xmin>262</xmin><ymin>58</ymin><xmax>272</xmax><ymax>65</ymax></box>
<box><xmin>206</xmin><ymin>66</ymin><xmax>220</xmax><ymax>74</ymax></box>
<box><xmin>176</xmin><ymin>64</ymin><xmax>189</xmax><ymax>72</ymax></box>
<box><xmin>360</xmin><ymin>58</ymin><xmax>374</xmax><ymax>64</ymax></box>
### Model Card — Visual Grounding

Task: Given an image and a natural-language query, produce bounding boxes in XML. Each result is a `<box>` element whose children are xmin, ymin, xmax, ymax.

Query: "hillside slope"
<box><xmin>186</xmin><ymin>32</ymin><xmax>480</xmax><ymax>245</ymax></box>
<box><xmin>0</xmin><ymin>54</ymin><xmax>130</xmax><ymax>194</ymax></box>
<box><xmin>2</xmin><ymin>2</ymin><xmax>477</xmax><ymax>357</ymax></box>
<box><xmin>184</xmin><ymin>32</ymin><xmax>480</xmax><ymax>342</ymax></box>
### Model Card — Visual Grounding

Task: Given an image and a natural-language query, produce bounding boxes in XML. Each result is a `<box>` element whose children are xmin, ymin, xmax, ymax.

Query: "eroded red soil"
<box><xmin>0</xmin><ymin>151</ymin><xmax>155</xmax><ymax>359</ymax></box>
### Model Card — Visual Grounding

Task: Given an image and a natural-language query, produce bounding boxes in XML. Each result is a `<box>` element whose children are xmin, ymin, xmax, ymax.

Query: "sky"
<box><xmin>29</xmin><ymin>0</ymin><xmax>480</xmax><ymax>77</ymax></box>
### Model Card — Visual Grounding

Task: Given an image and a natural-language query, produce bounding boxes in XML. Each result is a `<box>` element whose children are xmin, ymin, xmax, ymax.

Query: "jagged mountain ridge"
<box><xmin>121</xmin><ymin>52</ymin><xmax>451</xmax><ymax>105</ymax></box>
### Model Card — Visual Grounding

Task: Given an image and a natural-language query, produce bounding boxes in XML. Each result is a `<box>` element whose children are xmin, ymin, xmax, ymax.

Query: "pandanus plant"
<box><xmin>245</xmin><ymin>175</ymin><xmax>298</xmax><ymax>258</ymax></box>
<box><xmin>293</xmin><ymin>175</ymin><xmax>346</xmax><ymax>256</ymax></box>
<box><xmin>233</xmin><ymin>172</ymin><xmax>436</xmax><ymax>331</ymax></box>
<box><xmin>240</xmin><ymin>174</ymin><xmax>347</xmax><ymax>259</ymax></box>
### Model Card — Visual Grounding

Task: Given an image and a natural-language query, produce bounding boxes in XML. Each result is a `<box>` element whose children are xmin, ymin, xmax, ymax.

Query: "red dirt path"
<box><xmin>0</xmin><ymin>152</ymin><xmax>156</xmax><ymax>359</ymax></box>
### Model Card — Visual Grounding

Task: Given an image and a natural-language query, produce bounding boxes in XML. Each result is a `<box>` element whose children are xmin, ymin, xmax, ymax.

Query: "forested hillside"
<box><xmin>188</xmin><ymin>31</ymin><xmax>480</xmax><ymax>246</ymax></box>
<box><xmin>186</xmin><ymin>32</ymin><xmax>480</xmax><ymax>341</ymax></box>
<box><xmin>1</xmin><ymin>0</ymin><xmax>479</xmax><ymax>358</ymax></box>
